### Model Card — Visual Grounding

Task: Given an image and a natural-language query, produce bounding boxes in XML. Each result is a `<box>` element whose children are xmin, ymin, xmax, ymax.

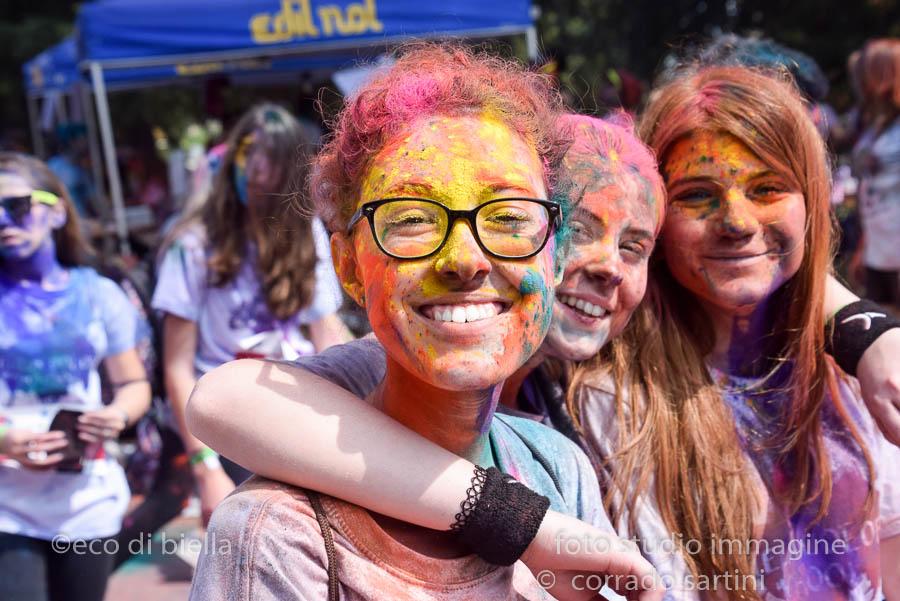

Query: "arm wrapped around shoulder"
<box><xmin>450</xmin><ymin>466</ymin><xmax>551</xmax><ymax>566</ymax></box>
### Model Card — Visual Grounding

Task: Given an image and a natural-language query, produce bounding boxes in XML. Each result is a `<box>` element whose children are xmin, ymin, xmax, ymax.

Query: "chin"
<box><xmin>550</xmin><ymin>335</ymin><xmax>607</xmax><ymax>362</ymax></box>
<box><xmin>544</xmin><ymin>318</ymin><xmax>613</xmax><ymax>362</ymax></box>
<box><xmin>418</xmin><ymin>356</ymin><xmax>514</xmax><ymax>391</ymax></box>
<box><xmin>0</xmin><ymin>245</ymin><xmax>34</xmax><ymax>261</ymax></box>
<box><xmin>703</xmin><ymin>285</ymin><xmax>772</xmax><ymax>315</ymax></box>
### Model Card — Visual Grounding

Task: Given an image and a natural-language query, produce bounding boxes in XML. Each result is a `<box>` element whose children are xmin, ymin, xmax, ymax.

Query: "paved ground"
<box><xmin>105</xmin><ymin>515</ymin><xmax>196</xmax><ymax>601</ymax></box>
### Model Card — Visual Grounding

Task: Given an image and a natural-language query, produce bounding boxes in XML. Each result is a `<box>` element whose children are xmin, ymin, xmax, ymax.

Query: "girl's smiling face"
<box><xmin>334</xmin><ymin>114</ymin><xmax>558</xmax><ymax>391</ymax></box>
<box><xmin>660</xmin><ymin>130</ymin><xmax>806</xmax><ymax>315</ymax></box>
<box><xmin>543</xmin><ymin>153</ymin><xmax>659</xmax><ymax>361</ymax></box>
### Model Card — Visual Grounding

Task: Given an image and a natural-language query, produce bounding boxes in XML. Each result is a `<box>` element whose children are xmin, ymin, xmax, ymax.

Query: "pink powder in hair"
<box><xmin>556</xmin><ymin>113</ymin><xmax>666</xmax><ymax>227</ymax></box>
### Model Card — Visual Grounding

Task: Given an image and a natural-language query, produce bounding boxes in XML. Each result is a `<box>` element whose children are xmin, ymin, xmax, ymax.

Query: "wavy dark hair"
<box><xmin>0</xmin><ymin>152</ymin><xmax>94</xmax><ymax>268</ymax></box>
<box><xmin>168</xmin><ymin>103</ymin><xmax>318</xmax><ymax>319</ymax></box>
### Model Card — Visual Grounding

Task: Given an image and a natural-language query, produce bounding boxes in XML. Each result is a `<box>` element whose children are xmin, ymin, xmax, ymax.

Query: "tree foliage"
<box><xmin>535</xmin><ymin>0</ymin><xmax>900</xmax><ymax>112</ymax></box>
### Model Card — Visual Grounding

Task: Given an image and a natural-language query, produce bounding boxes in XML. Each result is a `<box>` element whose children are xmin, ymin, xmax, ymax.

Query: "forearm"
<box><xmin>108</xmin><ymin>381</ymin><xmax>152</xmax><ymax>426</ymax></box>
<box><xmin>308</xmin><ymin>313</ymin><xmax>353</xmax><ymax>352</ymax></box>
<box><xmin>166</xmin><ymin>368</ymin><xmax>204</xmax><ymax>454</ymax></box>
<box><xmin>187</xmin><ymin>358</ymin><xmax>473</xmax><ymax>530</ymax></box>
<box><xmin>162</xmin><ymin>314</ymin><xmax>206</xmax><ymax>454</ymax></box>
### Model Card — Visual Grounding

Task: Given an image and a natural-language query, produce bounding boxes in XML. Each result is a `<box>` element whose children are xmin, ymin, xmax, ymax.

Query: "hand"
<box><xmin>521</xmin><ymin>510</ymin><xmax>664</xmax><ymax>601</ymax></box>
<box><xmin>195</xmin><ymin>464</ymin><xmax>236</xmax><ymax>527</ymax></box>
<box><xmin>78</xmin><ymin>406</ymin><xmax>129</xmax><ymax>444</ymax></box>
<box><xmin>857</xmin><ymin>328</ymin><xmax>900</xmax><ymax>446</ymax></box>
<box><xmin>0</xmin><ymin>429</ymin><xmax>68</xmax><ymax>470</ymax></box>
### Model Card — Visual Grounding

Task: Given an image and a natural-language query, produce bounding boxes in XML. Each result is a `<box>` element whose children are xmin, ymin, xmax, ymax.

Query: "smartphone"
<box><xmin>48</xmin><ymin>409</ymin><xmax>86</xmax><ymax>473</ymax></box>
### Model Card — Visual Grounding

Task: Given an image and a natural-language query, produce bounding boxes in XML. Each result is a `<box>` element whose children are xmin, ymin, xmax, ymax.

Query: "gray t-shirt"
<box><xmin>191</xmin><ymin>338</ymin><xmax>612</xmax><ymax>601</ymax></box>
<box><xmin>288</xmin><ymin>336</ymin><xmax>610</xmax><ymax>528</ymax></box>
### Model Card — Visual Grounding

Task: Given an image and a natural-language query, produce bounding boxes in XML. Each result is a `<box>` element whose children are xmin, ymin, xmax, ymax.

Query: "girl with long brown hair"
<box><xmin>151</xmin><ymin>103</ymin><xmax>349</xmax><ymax>526</ymax></box>
<box><xmin>577</xmin><ymin>64</ymin><xmax>900</xmax><ymax>599</ymax></box>
<box><xmin>0</xmin><ymin>153</ymin><xmax>151</xmax><ymax>600</ymax></box>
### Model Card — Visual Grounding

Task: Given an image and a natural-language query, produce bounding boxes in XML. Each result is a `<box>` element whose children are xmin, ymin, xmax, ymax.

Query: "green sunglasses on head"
<box><xmin>0</xmin><ymin>190</ymin><xmax>60</xmax><ymax>224</ymax></box>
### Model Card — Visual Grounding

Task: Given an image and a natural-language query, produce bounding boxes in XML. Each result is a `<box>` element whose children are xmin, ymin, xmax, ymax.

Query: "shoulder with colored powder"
<box><xmin>192</xmin><ymin>476</ymin><xmax>331</xmax><ymax>601</ymax></box>
<box><xmin>492</xmin><ymin>413</ymin><xmax>609</xmax><ymax>529</ymax></box>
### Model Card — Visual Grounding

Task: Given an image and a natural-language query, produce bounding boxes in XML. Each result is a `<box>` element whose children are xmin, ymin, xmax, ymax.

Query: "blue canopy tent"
<box><xmin>22</xmin><ymin>37</ymin><xmax>111</xmax><ymax>217</ymax></box>
<box><xmin>73</xmin><ymin>0</ymin><xmax>536</xmax><ymax>253</ymax></box>
<box><xmin>23</xmin><ymin>37</ymin><xmax>80</xmax><ymax>96</ymax></box>
<box><xmin>22</xmin><ymin>37</ymin><xmax>82</xmax><ymax>157</ymax></box>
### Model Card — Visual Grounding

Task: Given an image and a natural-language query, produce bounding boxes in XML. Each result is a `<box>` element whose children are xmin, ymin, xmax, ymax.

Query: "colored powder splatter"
<box><xmin>518</xmin><ymin>268</ymin><xmax>544</xmax><ymax>295</ymax></box>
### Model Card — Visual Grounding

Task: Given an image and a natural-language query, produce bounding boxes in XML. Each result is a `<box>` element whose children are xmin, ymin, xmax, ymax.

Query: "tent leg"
<box><xmin>79</xmin><ymin>83</ymin><xmax>110</xmax><ymax>221</ymax></box>
<box><xmin>89</xmin><ymin>62</ymin><xmax>131</xmax><ymax>257</ymax></box>
<box><xmin>58</xmin><ymin>93</ymin><xmax>69</xmax><ymax>123</ymax></box>
<box><xmin>26</xmin><ymin>96</ymin><xmax>45</xmax><ymax>158</ymax></box>
<box><xmin>526</xmin><ymin>25</ymin><xmax>539</xmax><ymax>61</ymax></box>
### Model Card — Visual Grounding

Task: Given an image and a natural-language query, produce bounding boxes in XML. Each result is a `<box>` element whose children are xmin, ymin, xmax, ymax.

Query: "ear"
<box><xmin>331</xmin><ymin>232</ymin><xmax>366</xmax><ymax>307</ymax></box>
<box><xmin>47</xmin><ymin>202</ymin><xmax>67</xmax><ymax>231</ymax></box>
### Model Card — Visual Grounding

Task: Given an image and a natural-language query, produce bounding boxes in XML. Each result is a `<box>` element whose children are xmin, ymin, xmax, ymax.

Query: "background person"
<box><xmin>0</xmin><ymin>152</ymin><xmax>151</xmax><ymax>601</ymax></box>
<box><xmin>152</xmin><ymin>103</ymin><xmax>349</xmax><ymax>527</ymax></box>
<box><xmin>852</xmin><ymin>38</ymin><xmax>900</xmax><ymax>314</ymax></box>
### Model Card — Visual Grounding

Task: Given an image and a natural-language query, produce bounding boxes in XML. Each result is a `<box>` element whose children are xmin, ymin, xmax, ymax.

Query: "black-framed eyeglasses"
<box><xmin>346</xmin><ymin>197</ymin><xmax>561</xmax><ymax>260</ymax></box>
<box><xmin>0</xmin><ymin>190</ymin><xmax>60</xmax><ymax>224</ymax></box>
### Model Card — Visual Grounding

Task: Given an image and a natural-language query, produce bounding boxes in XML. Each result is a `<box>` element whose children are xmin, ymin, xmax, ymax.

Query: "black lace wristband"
<box><xmin>450</xmin><ymin>465</ymin><xmax>551</xmax><ymax>566</ymax></box>
<box><xmin>827</xmin><ymin>300</ymin><xmax>900</xmax><ymax>376</ymax></box>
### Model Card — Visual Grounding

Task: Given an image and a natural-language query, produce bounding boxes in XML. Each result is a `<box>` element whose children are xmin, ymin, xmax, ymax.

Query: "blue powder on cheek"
<box><xmin>518</xmin><ymin>269</ymin><xmax>544</xmax><ymax>295</ymax></box>
<box><xmin>518</xmin><ymin>268</ymin><xmax>554</xmax><ymax>334</ymax></box>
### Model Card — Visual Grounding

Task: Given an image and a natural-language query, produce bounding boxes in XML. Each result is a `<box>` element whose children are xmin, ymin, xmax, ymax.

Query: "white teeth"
<box><xmin>465</xmin><ymin>305</ymin><xmax>480</xmax><ymax>322</ymax></box>
<box><xmin>426</xmin><ymin>303</ymin><xmax>501</xmax><ymax>323</ymax></box>
<box><xmin>558</xmin><ymin>294</ymin><xmax>608</xmax><ymax>319</ymax></box>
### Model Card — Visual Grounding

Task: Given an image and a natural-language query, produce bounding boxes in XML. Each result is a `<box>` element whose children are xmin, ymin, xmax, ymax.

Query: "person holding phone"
<box><xmin>0</xmin><ymin>153</ymin><xmax>151</xmax><ymax>601</ymax></box>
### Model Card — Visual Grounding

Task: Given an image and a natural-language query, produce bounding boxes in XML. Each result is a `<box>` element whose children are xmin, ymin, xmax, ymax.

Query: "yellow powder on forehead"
<box><xmin>361</xmin><ymin>112</ymin><xmax>542</xmax><ymax>207</ymax></box>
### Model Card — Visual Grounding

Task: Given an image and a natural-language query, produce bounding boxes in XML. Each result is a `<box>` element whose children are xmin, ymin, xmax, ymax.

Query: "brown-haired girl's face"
<box><xmin>661</xmin><ymin>131</ymin><xmax>806</xmax><ymax>315</ymax></box>
<box><xmin>234</xmin><ymin>130</ymin><xmax>285</xmax><ymax>206</ymax></box>
<box><xmin>334</xmin><ymin>114</ymin><xmax>558</xmax><ymax>391</ymax></box>
<box><xmin>543</xmin><ymin>152</ymin><xmax>657</xmax><ymax>361</ymax></box>
<box><xmin>0</xmin><ymin>173</ymin><xmax>64</xmax><ymax>261</ymax></box>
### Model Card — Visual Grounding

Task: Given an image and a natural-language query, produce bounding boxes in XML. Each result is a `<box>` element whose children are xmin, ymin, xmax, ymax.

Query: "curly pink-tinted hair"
<box><xmin>311</xmin><ymin>43</ymin><xmax>565</xmax><ymax>231</ymax></box>
<box><xmin>556</xmin><ymin>113</ymin><xmax>666</xmax><ymax>231</ymax></box>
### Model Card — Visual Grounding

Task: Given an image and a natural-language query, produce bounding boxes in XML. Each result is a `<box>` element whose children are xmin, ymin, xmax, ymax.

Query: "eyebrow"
<box><xmin>668</xmin><ymin>169</ymin><xmax>780</xmax><ymax>186</ymax></box>
<box><xmin>571</xmin><ymin>205</ymin><xmax>605</xmax><ymax>229</ymax></box>
<box><xmin>626</xmin><ymin>227</ymin><xmax>655</xmax><ymax>240</ymax></box>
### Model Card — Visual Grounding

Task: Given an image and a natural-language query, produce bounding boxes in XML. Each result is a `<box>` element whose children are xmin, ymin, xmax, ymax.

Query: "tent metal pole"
<box><xmin>79</xmin><ymin>82</ymin><xmax>110</xmax><ymax>220</ymax></box>
<box><xmin>89</xmin><ymin>61</ymin><xmax>131</xmax><ymax>256</ymax></box>
<box><xmin>26</xmin><ymin>95</ymin><xmax>45</xmax><ymax>158</ymax></box>
<box><xmin>526</xmin><ymin>5</ymin><xmax>540</xmax><ymax>61</ymax></box>
<box><xmin>526</xmin><ymin>25</ymin><xmax>538</xmax><ymax>61</ymax></box>
<box><xmin>58</xmin><ymin>93</ymin><xmax>69</xmax><ymax>123</ymax></box>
